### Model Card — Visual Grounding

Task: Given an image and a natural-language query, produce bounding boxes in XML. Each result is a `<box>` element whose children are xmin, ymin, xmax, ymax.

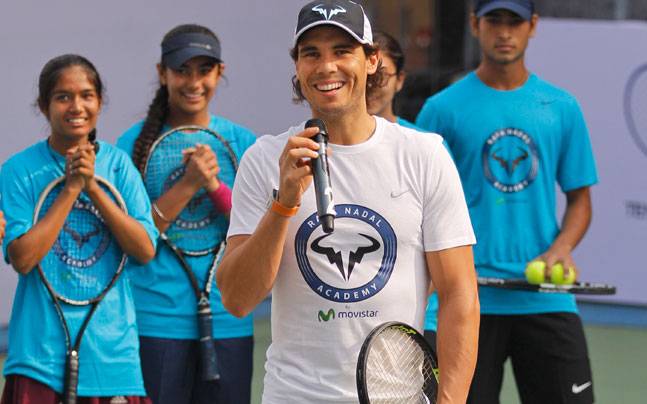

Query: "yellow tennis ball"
<box><xmin>525</xmin><ymin>261</ymin><xmax>546</xmax><ymax>284</ymax></box>
<box><xmin>563</xmin><ymin>268</ymin><xmax>576</xmax><ymax>285</ymax></box>
<box><xmin>550</xmin><ymin>263</ymin><xmax>576</xmax><ymax>285</ymax></box>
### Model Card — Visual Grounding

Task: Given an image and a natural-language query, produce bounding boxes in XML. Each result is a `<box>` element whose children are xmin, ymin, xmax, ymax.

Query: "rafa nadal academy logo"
<box><xmin>482</xmin><ymin>127</ymin><xmax>539</xmax><ymax>193</ymax></box>
<box><xmin>54</xmin><ymin>199</ymin><xmax>111</xmax><ymax>268</ymax></box>
<box><xmin>295</xmin><ymin>204</ymin><xmax>397</xmax><ymax>303</ymax></box>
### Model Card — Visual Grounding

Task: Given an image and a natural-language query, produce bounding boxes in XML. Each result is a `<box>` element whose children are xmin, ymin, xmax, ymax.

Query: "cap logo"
<box><xmin>189</xmin><ymin>42</ymin><xmax>212</xmax><ymax>50</ymax></box>
<box><xmin>312</xmin><ymin>4</ymin><xmax>346</xmax><ymax>20</ymax></box>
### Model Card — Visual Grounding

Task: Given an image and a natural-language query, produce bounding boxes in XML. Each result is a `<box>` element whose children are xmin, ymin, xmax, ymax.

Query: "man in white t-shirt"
<box><xmin>216</xmin><ymin>1</ymin><xmax>480</xmax><ymax>403</ymax></box>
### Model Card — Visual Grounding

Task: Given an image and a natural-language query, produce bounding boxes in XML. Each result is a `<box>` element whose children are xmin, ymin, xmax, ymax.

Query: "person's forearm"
<box><xmin>87</xmin><ymin>183</ymin><xmax>155</xmax><ymax>264</ymax></box>
<box><xmin>8</xmin><ymin>186</ymin><xmax>79</xmax><ymax>274</ymax></box>
<box><xmin>550</xmin><ymin>187</ymin><xmax>592</xmax><ymax>252</ymax></box>
<box><xmin>216</xmin><ymin>209</ymin><xmax>291</xmax><ymax>317</ymax></box>
<box><xmin>547</xmin><ymin>187</ymin><xmax>592</xmax><ymax>257</ymax></box>
<box><xmin>436</xmin><ymin>287</ymin><xmax>480</xmax><ymax>404</ymax></box>
<box><xmin>152</xmin><ymin>180</ymin><xmax>199</xmax><ymax>232</ymax></box>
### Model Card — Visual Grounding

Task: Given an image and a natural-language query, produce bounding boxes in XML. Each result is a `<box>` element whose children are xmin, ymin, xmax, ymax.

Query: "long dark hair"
<box><xmin>37</xmin><ymin>54</ymin><xmax>104</xmax><ymax>147</ymax></box>
<box><xmin>131</xmin><ymin>24</ymin><xmax>220</xmax><ymax>174</ymax></box>
<box><xmin>373</xmin><ymin>31</ymin><xmax>405</xmax><ymax>75</ymax></box>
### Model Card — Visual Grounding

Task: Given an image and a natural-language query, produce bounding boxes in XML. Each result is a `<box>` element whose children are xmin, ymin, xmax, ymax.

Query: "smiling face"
<box><xmin>43</xmin><ymin>65</ymin><xmax>102</xmax><ymax>144</ymax></box>
<box><xmin>295</xmin><ymin>26</ymin><xmax>378</xmax><ymax>118</ymax></box>
<box><xmin>159</xmin><ymin>56</ymin><xmax>223</xmax><ymax>121</ymax></box>
<box><xmin>471</xmin><ymin>9</ymin><xmax>537</xmax><ymax>66</ymax></box>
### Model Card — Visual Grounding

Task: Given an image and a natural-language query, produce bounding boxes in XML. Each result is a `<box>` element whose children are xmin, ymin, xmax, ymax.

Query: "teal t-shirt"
<box><xmin>1</xmin><ymin>141</ymin><xmax>158</xmax><ymax>395</ymax></box>
<box><xmin>117</xmin><ymin>115</ymin><xmax>256</xmax><ymax>339</ymax></box>
<box><xmin>416</xmin><ymin>72</ymin><xmax>598</xmax><ymax>314</ymax></box>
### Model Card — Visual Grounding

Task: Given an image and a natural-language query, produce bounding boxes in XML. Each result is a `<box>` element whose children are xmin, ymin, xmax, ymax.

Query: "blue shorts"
<box><xmin>139</xmin><ymin>336</ymin><xmax>253</xmax><ymax>404</ymax></box>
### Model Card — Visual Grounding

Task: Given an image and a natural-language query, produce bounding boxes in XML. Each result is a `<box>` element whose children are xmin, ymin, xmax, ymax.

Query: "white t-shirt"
<box><xmin>228</xmin><ymin>116</ymin><xmax>475</xmax><ymax>403</ymax></box>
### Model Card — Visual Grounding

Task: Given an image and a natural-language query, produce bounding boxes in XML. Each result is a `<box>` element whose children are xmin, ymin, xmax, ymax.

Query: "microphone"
<box><xmin>306</xmin><ymin>118</ymin><xmax>335</xmax><ymax>233</ymax></box>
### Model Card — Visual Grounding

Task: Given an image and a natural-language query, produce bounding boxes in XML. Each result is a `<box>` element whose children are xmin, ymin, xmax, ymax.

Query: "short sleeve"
<box><xmin>0</xmin><ymin>162</ymin><xmax>35</xmax><ymax>262</ymax></box>
<box><xmin>416</xmin><ymin>98</ymin><xmax>445</xmax><ymax>137</ymax></box>
<box><xmin>421</xmin><ymin>141</ymin><xmax>476</xmax><ymax>251</ymax></box>
<box><xmin>227</xmin><ymin>144</ymin><xmax>272</xmax><ymax>238</ymax></box>
<box><xmin>113</xmin><ymin>152</ymin><xmax>159</xmax><ymax>250</ymax></box>
<box><xmin>557</xmin><ymin>99</ymin><xmax>598</xmax><ymax>192</ymax></box>
<box><xmin>234</xmin><ymin>126</ymin><xmax>257</xmax><ymax>160</ymax></box>
<box><xmin>115</xmin><ymin>121</ymin><xmax>144</xmax><ymax>157</ymax></box>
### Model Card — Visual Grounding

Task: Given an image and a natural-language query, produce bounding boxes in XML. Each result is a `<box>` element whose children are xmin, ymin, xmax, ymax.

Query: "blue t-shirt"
<box><xmin>393</xmin><ymin>116</ymin><xmax>439</xmax><ymax>331</ymax></box>
<box><xmin>1</xmin><ymin>140</ymin><xmax>158</xmax><ymax>395</ymax></box>
<box><xmin>416</xmin><ymin>72</ymin><xmax>598</xmax><ymax>314</ymax></box>
<box><xmin>117</xmin><ymin>115</ymin><xmax>256</xmax><ymax>339</ymax></box>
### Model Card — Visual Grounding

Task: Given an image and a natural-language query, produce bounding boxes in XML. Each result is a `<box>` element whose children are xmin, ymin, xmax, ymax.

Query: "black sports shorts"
<box><xmin>467</xmin><ymin>312</ymin><xmax>594</xmax><ymax>404</ymax></box>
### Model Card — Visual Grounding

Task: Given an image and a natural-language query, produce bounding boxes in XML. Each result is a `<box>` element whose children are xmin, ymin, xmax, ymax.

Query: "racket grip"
<box><xmin>63</xmin><ymin>350</ymin><xmax>79</xmax><ymax>404</ymax></box>
<box><xmin>197</xmin><ymin>302</ymin><xmax>220</xmax><ymax>381</ymax></box>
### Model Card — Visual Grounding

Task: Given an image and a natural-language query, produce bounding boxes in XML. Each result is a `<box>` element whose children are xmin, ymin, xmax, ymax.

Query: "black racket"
<box><xmin>477</xmin><ymin>277</ymin><xmax>616</xmax><ymax>295</ymax></box>
<box><xmin>34</xmin><ymin>175</ymin><xmax>128</xmax><ymax>404</ymax></box>
<box><xmin>143</xmin><ymin>125</ymin><xmax>238</xmax><ymax>381</ymax></box>
<box><xmin>357</xmin><ymin>321</ymin><xmax>439</xmax><ymax>404</ymax></box>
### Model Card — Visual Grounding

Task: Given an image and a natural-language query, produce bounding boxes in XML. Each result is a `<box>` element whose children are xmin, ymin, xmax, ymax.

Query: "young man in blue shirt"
<box><xmin>417</xmin><ymin>1</ymin><xmax>597</xmax><ymax>403</ymax></box>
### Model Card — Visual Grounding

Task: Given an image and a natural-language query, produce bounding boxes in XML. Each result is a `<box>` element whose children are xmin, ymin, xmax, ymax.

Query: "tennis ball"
<box><xmin>525</xmin><ymin>261</ymin><xmax>546</xmax><ymax>284</ymax></box>
<box><xmin>564</xmin><ymin>268</ymin><xmax>576</xmax><ymax>284</ymax></box>
<box><xmin>550</xmin><ymin>263</ymin><xmax>576</xmax><ymax>285</ymax></box>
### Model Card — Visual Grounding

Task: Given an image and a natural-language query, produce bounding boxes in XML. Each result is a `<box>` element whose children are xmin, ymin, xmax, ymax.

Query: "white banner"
<box><xmin>527</xmin><ymin>18</ymin><xmax>647</xmax><ymax>305</ymax></box>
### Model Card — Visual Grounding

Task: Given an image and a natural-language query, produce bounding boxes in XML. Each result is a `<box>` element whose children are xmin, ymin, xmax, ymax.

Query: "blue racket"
<box><xmin>143</xmin><ymin>125</ymin><xmax>238</xmax><ymax>381</ymax></box>
<box><xmin>34</xmin><ymin>175</ymin><xmax>127</xmax><ymax>404</ymax></box>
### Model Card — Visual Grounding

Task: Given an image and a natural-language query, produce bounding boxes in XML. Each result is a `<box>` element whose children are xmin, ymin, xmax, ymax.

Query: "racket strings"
<box><xmin>145</xmin><ymin>130</ymin><xmax>235</xmax><ymax>253</ymax></box>
<box><xmin>37</xmin><ymin>180</ymin><xmax>124</xmax><ymax>303</ymax></box>
<box><xmin>365</xmin><ymin>327</ymin><xmax>436</xmax><ymax>403</ymax></box>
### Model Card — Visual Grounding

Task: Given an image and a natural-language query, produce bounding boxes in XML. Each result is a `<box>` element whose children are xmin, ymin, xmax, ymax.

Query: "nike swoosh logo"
<box><xmin>390</xmin><ymin>189</ymin><xmax>410</xmax><ymax>198</ymax></box>
<box><xmin>572</xmin><ymin>381</ymin><xmax>592</xmax><ymax>394</ymax></box>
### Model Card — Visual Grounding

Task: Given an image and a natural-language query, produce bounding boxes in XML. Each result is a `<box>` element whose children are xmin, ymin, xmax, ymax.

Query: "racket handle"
<box><xmin>197</xmin><ymin>302</ymin><xmax>220</xmax><ymax>381</ymax></box>
<box><xmin>63</xmin><ymin>350</ymin><xmax>79</xmax><ymax>404</ymax></box>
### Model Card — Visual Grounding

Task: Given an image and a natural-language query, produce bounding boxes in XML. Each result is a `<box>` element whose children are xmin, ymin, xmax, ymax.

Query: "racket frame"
<box><xmin>357</xmin><ymin>321</ymin><xmax>439</xmax><ymax>404</ymax></box>
<box><xmin>477</xmin><ymin>277</ymin><xmax>616</xmax><ymax>295</ymax></box>
<box><xmin>33</xmin><ymin>175</ymin><xmax>128</xmax><ymax>404</ymax></box>
<box><xmin>143</xmin><ymin>125</ymin><xmax>238</xmax><ymax>186</ymax></box>
<box><xmin>143</xmin><ymin>125</ymin><xmax>238</xmax><ymax>381</ymax></box>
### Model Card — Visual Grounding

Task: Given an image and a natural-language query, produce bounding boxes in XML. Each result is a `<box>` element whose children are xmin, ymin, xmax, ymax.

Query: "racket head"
<box><xmin>357</xmin><ymin>321</ymin><xmax>438</xmax><ymax>404</ymax></box>
<box><xmin>34</xmin><ymin>176</ymin><xmax>128</xmax><ymax>305</ymax></box>
<box><xmin>477</xmin><ymin>277</ymin><xmax>616</xmax><ymax>295</ymax></box>
<box><xmin>143</xmin><ymin>125</ymin><xmax>237</xmax><ymax>254</ymax></box>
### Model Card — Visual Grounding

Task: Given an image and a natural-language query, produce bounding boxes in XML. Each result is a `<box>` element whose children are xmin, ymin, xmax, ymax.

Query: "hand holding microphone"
<box><xmin>305</xmin><ymin>119</ymin><xmax>335</xmax><ymax>233</ymax></box>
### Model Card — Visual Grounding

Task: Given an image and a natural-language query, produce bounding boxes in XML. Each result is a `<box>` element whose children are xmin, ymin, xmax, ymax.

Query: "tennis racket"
<box><xmin>477</xmin><ymin>277</ymin><xmax>616</xmax><ymax>295</ymax></box>
<box><xmin>143</xmin><ymin>125</ymin><xmax>238</xmax><ymax>381</ymax></box>
<box><xmin>357</xmin><ymin>321</ymin><xmax>439</xmax><ymax>404</ymax></box>
<box><xmin>34</xmin><ymin>176</ymin><xmax>128</xmax><ymax>404</ymax></box>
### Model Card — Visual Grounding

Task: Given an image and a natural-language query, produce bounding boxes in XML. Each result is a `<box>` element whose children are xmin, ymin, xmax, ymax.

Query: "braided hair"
<box><xmin>131</xmin><ymin>24</ymin><xmax>219</xmax><ymax>174</ymax></box>
<box><xmin>37</xmin><ymin>54</ymin><xmax>104</xmax><ymax>151</ymax></box>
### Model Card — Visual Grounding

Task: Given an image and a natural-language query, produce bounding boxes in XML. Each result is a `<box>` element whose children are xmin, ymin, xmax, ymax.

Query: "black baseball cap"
<box><xmin>294</xmin><ymin>0</ymin><xmax>373</xmax><ymax>47</ymax></box>
<box><xmin>161</xmin><ymin>32</ymin><xmax>222</xmax><ymax>69</ymax></box>
<box><xmin>474</xmin><ymin>0</ymin><xmax>535</xmax><ymax>20</ymax></box>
